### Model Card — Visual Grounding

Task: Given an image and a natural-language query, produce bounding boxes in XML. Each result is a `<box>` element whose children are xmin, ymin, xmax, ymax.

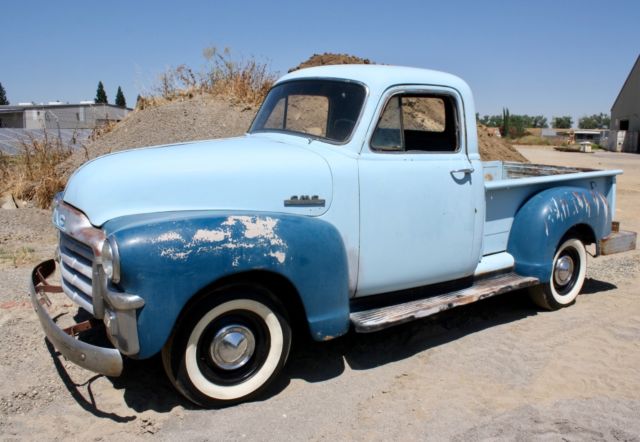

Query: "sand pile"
<box><xmin>288</xmin><ymin>53</ymin><xmax>374</xmax><ymax>72</ymax></box>
<box><xmin>477</xmin><ymin>125</ymin><xmax>528</xmax><ymax>162</ymax></box>
<box><xmin>60</xmin><ymin>96</ymin><xmax>257</xmax><ymax>177</ymax></box>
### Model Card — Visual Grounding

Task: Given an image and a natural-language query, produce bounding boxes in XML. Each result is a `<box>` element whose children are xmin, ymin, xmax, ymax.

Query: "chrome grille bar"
<box><xmin>60</xmin><ymin>263</ymin><xmax>93</xmax><ymax>298</ymax></box>
<box><xmin>60</xmin><ymin>251</ymin><xmax>93</xmax><ymax>279</ymax></box>
<box><xmin>59</xmin><ymin>231</ymin><xmax>95</xmax><ymax>314</ymax></box>
<box><xmin>61</xmin><ymin>277</ymin><xmax>94</xmax><ymax>314</ymax></box>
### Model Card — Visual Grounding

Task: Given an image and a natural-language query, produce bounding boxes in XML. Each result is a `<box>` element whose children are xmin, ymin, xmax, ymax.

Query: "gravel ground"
<box><xmin>0</xmin><ymin>146</ymin><xmax>638</xmax><ymax>440</ymax></box>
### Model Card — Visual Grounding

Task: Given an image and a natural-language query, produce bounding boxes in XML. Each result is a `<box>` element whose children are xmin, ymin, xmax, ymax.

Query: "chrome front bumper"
<box><xmin>29</xmin><ymin>259</ymin><xmax>123</xmax><ymax>377</ymax></box>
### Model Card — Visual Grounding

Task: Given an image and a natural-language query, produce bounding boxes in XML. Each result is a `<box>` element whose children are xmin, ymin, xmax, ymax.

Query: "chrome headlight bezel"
<box><xmin>101</xmin><ymin>237</ymin><xmax>121</xmax><ymax>284</ymax></box>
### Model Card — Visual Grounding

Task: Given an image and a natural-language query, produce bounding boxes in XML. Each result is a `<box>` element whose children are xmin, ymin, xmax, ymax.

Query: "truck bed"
<box><xmin>482</xmin><ymin>161</ymin><xmax>622</xmax><ymax>256</ymax></box>
<box><xmin>483</xmin><ymin>161</ymin><xmax>612</xmax><ymax>182</ymax></box>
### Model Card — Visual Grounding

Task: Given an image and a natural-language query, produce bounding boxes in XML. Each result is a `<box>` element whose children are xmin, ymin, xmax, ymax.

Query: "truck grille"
<box><xmin>59</xmin><ymin>232</ymin><xmax>95</xmax><ymax>313</ymax></box>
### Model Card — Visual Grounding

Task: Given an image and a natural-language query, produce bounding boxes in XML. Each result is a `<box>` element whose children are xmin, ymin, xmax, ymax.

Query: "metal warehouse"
<box><xmin>609</xmin><ymin>54</ymin><xmax>640</xmax><ymax>153</ymax></box>
<box><xmin>0</xmin><ymin>102</ymin><xmax>130</xmax><ymax>130</ymax></box>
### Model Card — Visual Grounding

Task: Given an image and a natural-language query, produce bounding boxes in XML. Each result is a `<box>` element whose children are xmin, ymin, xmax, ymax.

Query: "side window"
<box><xmin>371</xmin><ymin>93</ymin><xmax>459</xmax><ymax>153</ymax></box>
<box><xmin>371</xmin><ymin>96</ymin><xmax>402</xmax><ymax>150</ymax></box>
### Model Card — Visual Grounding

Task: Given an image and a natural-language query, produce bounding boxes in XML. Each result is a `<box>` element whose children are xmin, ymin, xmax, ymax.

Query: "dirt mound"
<box><xmin>60</xmin><ymin>96</ymin><xmax>256</xmax><ymax>177</ymax></box>
<box><xmin>289</xmin><ymin>53</ymin><xmax>373</xmax><ymax>72</ymax></box>
<box><xmin>477</xmin><ymin>125</ymin><xmax>528</xmax><ymax>162</ymax></box>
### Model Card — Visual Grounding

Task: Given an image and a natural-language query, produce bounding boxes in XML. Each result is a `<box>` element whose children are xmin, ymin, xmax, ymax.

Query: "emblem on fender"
<box><xmin>284</xmin><ymin>195</ymin><xmax>326</xmax><ymax>207</ymax></box>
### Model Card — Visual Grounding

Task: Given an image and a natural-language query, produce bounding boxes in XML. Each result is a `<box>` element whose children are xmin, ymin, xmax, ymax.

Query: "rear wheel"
<box><xmin>529</xmin><ymin>238</ymin><xmax>587</xmax><ymax>310</ymax></box>
<box><xmin>162</xmin><ymin>285</ymin><xmax>291</xmax><ymax>407</ymax></box>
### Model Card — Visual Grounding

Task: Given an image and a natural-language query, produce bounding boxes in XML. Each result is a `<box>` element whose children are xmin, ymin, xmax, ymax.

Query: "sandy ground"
<box><xmin>1</xmin><ymin>145</ymin><xmax>639</xmax><ymax>441</ymax></box>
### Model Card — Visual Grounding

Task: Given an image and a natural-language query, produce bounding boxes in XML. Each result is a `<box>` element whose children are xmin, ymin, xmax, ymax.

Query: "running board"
<box><xmin>350</xmin><ymin>272</ymin><xmax>539</xmax><ymax>333</ymax></box>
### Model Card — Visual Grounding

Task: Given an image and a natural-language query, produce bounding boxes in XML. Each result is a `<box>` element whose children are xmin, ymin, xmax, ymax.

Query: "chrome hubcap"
<box><xmin>209</xmin><ymin>325</ymin><xmax>256</xmax><ymax>370</ymax></box>
<box><xmin>554</xmin><ymin>255</ymin><xmax>574</xmax><ymax>286</ymax></box>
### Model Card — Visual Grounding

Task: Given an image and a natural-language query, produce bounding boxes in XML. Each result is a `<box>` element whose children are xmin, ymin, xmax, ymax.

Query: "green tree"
<box><xmin>501</xmin><ymin>108</ymin><xmax>511</xmax><ymax>137</ymax></box>
<box><xmin>479</xmin><ymin>114</ymin><xmax>503</xmax><ymax>127</ymax></box>
<box><xmin>508</xmin><ymin>114</ymin><xmax>527</xmax><ymax>137</ymax></box>
<box><xmin>0</xmin><ymin>82</ymin><xmax>8</xmax><ymax>105</ymax></box>
<box><xmin>115</xmin><ymin>86</ymin><xmax>126</xmax><ymax>107</ymax></box>
<box><xmin>480</xmin><ymin>113</ymin><xmax>547</xmax><ymax>130</ymax></box>
<box><xmin>552</xmin><ymin>116</ymin><xmax>573</xmax><ymax>129</ymax></box>
<box><xmin>531</xmin><ymin>115</ymin><xmax>548</xmax><ymax>128</ymax></box>
<box><xmin>95</xmin><ymin>81</ymin><xmax>108</xmax><ymax>104</ymax></box>
<box><xmin>578</xmin><ymin>113</ymin><xmax>610</xmax><ymax>129</ymax></box>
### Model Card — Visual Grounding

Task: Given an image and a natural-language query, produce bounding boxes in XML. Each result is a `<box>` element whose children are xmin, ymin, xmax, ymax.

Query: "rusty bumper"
<box><xmin>29</xmin><ymin>259</ymin><xmax>123</xmax><ymax>377</ymax></box>
<box><xmin>599</xmin><ymin>223</ymin><xmax>637</xmax><ymax>256</ymax></box>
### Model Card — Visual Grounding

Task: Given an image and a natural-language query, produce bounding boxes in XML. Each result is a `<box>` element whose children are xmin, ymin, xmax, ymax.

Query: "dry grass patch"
<box><xmin>0</xmin><ymin>132</ymin><xmax>73</xmax><ymax>208</ymax></box>
<box><xmin>513</xmin><ymin>135</ymin><xmax>555</xmax><ymax>146</ymax></box>
<box><xmin>139</xmin><ymin>47</ymin><xmax>277</xmax><ymax>110</ymax></box>
<box><xmin>0</xmin><ymin>246</ymin><xmax>36</xmax><ymax>267</ymax></box>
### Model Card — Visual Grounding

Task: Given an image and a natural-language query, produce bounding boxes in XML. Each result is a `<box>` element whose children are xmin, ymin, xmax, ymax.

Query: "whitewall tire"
<box><xmin>529</xmin><ymin>237</ymin><xmax>587</xmax><ymax>310</ymax></box>
<box><xmin>162</xmin><ymin>286</ymin><xmax>292</xmax><ymax>407</ymax></box>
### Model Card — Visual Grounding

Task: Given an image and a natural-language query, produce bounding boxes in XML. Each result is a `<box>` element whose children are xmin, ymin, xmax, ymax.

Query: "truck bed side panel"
<box><xmin>484</xmin><ymin>163</ymin><xmax>618</xmax><ymax>256</ymax></box>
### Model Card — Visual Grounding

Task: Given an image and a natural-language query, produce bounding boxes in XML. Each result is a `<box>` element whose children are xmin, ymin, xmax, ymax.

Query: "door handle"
<box><xmin>450</xmin><ymin>167</ymin><xmax>474</xmax><ymax>175</ymax></box>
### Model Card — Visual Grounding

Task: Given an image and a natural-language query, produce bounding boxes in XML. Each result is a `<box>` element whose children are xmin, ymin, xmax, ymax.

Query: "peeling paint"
<box><xmin>269</xmin><ymin>251</ymin><xmax>286</xmax><ymax>264</ymax></box>
<box><xmin>193</xmin><ymin>228</ymin><xmax>227</xmax><ymax>242</ymax></box>
<box><xmin>160</xmin><ymin>248</ymin><xmax>192</xmax><ymax>261</ymax></box>
<box><xmin>154</xmin><ymin>231</ymin><xmax>183</xmax><ymax>243</ymax></box>
<box><xmin>223</xmin><ymin>215</ymin><xmax>285</xmax><ymax>247</ymax></box>
<box><xmin>153</xmin><ymin>215</ymin><xmax>288</xmax><ymax>265</ymax></box>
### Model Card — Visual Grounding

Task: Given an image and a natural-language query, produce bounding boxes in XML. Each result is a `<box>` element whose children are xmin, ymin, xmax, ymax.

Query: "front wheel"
<box><xmin>162</xmin><ymin>286</ymin><xmax>292</xmax><ymax>407</ymax></box>
<box><xmin>528</xmin><ymin>238</ymin><xmax>587</xmax><ymax>310</ymax></box>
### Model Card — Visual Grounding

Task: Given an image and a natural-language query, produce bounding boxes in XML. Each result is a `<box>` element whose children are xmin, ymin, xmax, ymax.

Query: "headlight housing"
<box><xmin>101</xmin><ymin>237</ymin><xmax>120</xmax><ymax>284</ymax></box>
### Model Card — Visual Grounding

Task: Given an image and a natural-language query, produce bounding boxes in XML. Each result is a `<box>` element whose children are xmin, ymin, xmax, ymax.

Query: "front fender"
<box><xmin>507</xmin><ymin>186</ymin><xmax>611</xmax><ymax>281</ymax></box>
<box><xmin>103</xmin><ymin>211</ymin><xmax>350</xmax><ymax>358</ymax></box>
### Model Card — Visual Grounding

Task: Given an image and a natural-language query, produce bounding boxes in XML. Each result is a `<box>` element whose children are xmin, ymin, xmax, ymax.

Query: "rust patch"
<box><xmin>0</xmin><ymin>300</ymin><xmax>32</xmax><ymax>310</ymax></box>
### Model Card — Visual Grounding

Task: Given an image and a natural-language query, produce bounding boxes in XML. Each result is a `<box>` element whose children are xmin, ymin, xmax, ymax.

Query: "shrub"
<box><xmin>513</xmin><ymin>135</ymin><xmax>553</xmax><ymax>146</ymax></box>
<box><xmin>152</xmin><ymin>47</ymin><xmax>277</xmax><ymax>108</ymax></box>
<box><xmin>0</xmin><ymin>131</ymin><xmax>73</xmax><ymax>208</ymax></box>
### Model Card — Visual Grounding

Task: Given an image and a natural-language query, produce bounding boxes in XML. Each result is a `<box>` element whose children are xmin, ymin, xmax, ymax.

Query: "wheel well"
<box><xmin>564</xmin><ymin>224</ymin><xmax>596</xmax><ymax>247</ymax></box>
<box><xmin>175</xmin><ymin>271</ymin><xmax>311</xmax><ymax>340</ymax></box>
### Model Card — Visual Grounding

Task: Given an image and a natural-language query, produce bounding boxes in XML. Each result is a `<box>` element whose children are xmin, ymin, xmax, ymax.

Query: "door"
<box><xmin>356</xmin><ymin>88</ymin><xmax>479</xmax><ymax>296</ymax></box>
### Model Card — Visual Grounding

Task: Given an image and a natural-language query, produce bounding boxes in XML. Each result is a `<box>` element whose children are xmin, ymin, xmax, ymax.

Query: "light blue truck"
<box><xmin>30</xmin><ymin>65</ymin><xmax>636</xmax><ymax>406</ymax></box>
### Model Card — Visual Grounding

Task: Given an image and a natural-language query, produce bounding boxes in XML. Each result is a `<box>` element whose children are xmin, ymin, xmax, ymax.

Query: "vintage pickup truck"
<box><xmin>30</xmin><ymin>65</ymin><xmax>636</xmax><ymax>407</ymax></box>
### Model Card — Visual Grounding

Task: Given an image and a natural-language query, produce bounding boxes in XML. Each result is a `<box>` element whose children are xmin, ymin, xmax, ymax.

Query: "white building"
<box><xmin>0</xmin><ymin>102</ymin><xmax>130</xmax><ymax>130</ymax></box>
<box><xmin>609</xmin><ymin>55</ymin><xmax>640</xmax><ymax>153</ymax></box>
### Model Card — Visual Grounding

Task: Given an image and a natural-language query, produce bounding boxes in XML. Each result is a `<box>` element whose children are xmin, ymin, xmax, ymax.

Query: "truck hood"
<box><xmin>63</xmin><ymin>136</ymin><xmax>333</xmax><ymax>226</ymax></box>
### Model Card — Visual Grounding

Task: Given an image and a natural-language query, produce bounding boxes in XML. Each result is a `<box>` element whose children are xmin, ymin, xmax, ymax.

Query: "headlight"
<box><xmin>101</xmin><ymin>238</ymin><xmax>120</xmax><ymax>284</ymax></box>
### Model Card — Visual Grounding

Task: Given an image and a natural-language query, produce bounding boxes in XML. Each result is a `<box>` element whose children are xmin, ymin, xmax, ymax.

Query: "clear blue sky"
<box><xmin>1</xmin><ymin>0</ymin><xmax>638</xmax><ymax>126</ymax></box>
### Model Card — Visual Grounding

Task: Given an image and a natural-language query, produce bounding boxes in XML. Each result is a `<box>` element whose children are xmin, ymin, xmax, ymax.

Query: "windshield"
<box><xmin>249</xmin><ymin>79</ymin><xmax>366</xmax><ymax>143</ymax></box>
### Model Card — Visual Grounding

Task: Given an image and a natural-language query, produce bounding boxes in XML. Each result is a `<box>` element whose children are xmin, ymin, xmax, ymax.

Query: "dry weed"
<box><xmin>146</xmin><ymin>46</ymin><xmax>276</xmax><ymax>109</ymax></box>
<box><xmin>0</xmin><ymin>131</ymin><xmax>73</xmax><ymax>208</ymax></box>
<box><xmin>0</xmin><ymin>246</ymin><xmax>36</xmax><ymax>267</ymax></box>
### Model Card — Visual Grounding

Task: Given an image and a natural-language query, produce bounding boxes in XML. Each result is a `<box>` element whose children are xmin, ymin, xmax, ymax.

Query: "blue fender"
<box><xmin>507</xmin><ymin>187</ymin><xmax>612</xmax><ymax>281</ymax></box>
<box><xmin>103</xmin><ymin>211</ymin><xmax>350</xmax><ymax>358</ymax></box>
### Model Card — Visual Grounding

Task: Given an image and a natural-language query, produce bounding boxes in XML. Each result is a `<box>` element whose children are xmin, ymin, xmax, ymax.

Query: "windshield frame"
<box><xmin>248</xmin><ymin>78</ymin><xmax>369</xmax><ymax>146</ymax></box>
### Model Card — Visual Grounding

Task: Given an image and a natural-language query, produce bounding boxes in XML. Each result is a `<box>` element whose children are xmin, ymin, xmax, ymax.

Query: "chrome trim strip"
<box><xmin>53</xmin><ymin>199</ymin><xmax>105</xmax><ymax>258</ymax></box>
<box><xmin>106</xmin><ymin>236</ymin><xmax>121</xmax><ymax>284</ymax></box>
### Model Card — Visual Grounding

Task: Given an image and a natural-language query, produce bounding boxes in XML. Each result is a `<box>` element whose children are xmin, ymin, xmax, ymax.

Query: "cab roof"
<box><xmin>277</xmin><ymin>64</ymin><xmax>472</xmax><ymax>98</ymax></box>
